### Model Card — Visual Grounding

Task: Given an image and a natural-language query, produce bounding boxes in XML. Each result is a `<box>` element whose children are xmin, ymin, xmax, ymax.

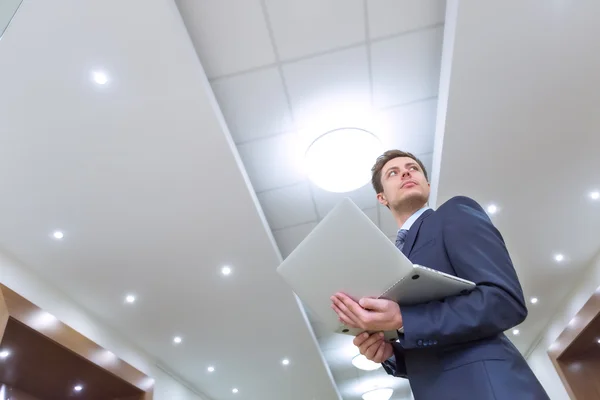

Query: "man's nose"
<box><xmin>402</xmin><ymin>170</ymin><xmax>411</xmax><ymax>178</ymax></box>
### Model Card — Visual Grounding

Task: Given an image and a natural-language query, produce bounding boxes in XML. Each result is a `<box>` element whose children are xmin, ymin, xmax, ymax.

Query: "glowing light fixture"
<box><xmin>352</xmin><ymin>354</ymin><xmax>381</xmax><ymax>371</ymax></box>
<box><xmin>362</xmin><ymin>388</ymin><xmax>393</xmax><ymax>400</ymax></box>
<box><xmin>304</xmin><ymin>128</ymin><xmax>383</xmax><ymax>193</ymax></box>
<box><xmin>486</xmin><ymin>204</ymin><xmax>498</xmax><ymax>214</ymax></box>
<box><xmin>92</xmin><ymin>71</ymin><xmax>108</xmax><ymax>85</ymax></box>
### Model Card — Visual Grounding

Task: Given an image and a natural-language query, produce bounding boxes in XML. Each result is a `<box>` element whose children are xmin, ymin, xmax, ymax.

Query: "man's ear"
<box><xmin>376</xmin><ymin>192</ymin><xmax>388</xmax><ymax>207</ymax></box>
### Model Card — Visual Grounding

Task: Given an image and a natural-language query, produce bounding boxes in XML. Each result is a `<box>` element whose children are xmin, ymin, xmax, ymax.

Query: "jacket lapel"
<box><xmin>402</xmin><ymin>209</ymin><xmax>434</xmax><ymax>256</ymax></box>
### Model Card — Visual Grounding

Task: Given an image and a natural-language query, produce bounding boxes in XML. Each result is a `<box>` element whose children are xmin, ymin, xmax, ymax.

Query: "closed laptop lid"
<box><xmin>276</xmin><ymin>198</ymin><xmax>414</xmax><ymax>331</ymax></box>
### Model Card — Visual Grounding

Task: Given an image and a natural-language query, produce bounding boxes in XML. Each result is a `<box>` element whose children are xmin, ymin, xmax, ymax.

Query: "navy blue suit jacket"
<box><xmin>383</xmin><ymin>196</ymin><xmax>548</xmax><ymax>399</ymax></box>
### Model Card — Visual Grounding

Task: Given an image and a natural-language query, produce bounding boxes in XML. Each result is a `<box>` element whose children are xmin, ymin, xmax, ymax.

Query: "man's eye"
<box><xmin>389</xmin><ymin>171</ymin><xmax>397</xmax><ymax>176</ymax></box>
<box><xmin>410</xmin><ymin>166</ymin><xmax>418</xmax><ymax>171</ymax></box>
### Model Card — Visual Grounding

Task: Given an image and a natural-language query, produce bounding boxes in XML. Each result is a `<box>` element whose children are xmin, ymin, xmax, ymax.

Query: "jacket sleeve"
<box><xmin>398</xmin><ymin>196</ymin><xmax>527</xmax><ymax>349</ymax></box>
<box><xmin>382</xmin><ymin>347</ymin><xmax>408</xmax><ymax>378</ymax></box>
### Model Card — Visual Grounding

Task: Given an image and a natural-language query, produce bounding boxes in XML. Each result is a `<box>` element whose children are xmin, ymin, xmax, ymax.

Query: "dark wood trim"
<box><xmin>548</xmin><ymin>289</ymin><xmax>600</xmax><ymax>399</ymax></box>
<box><xmin>0</xmin><ymin>284</ymin><xmax>154</xmax><ymax>399</ymax></box>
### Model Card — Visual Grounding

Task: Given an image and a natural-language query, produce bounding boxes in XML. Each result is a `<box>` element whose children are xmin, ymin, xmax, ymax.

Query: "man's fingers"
<box><xmin>332</xmin><ymin>303</ymin><xmax>360</xmax><ymax>328</ymax></box>
<box><xmin>353</xmin><ymin>332</ymin><xmax>369</xmax><ymax>346</ymax></box>
<box><xmin>359</xmin><ymin>297</ymin><xmax>387</xmax><ymax>311</ymax></box>
<box><xmin>334</xmin><ymin>293</ymin><xmax>365</xmax><ymax>317</ymax></box>
<box><xmin>372</xmin><ymin>341</ymin><xmax>387</xmax><ymax>363</ymax></box>
<box><xmin>363</xmin><ymin>338</ymin><xmax>383</xmax><ymax>359</ymax></box>
<box><xmin>332</xmin><ymin>296</ymin><xmax>364</xmax><ymax>327</ymax></box>
<box><xmin>360</xmin><ymin>333</ymin><xmax>384</xmax><ymax>357</ymax></box>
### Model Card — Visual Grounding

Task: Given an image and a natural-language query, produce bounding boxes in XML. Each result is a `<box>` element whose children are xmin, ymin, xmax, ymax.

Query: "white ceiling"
<box><xmin>0</xmin><ymin>1</ymin><xmax>339</xmax><ymax>399</ymax></box>
<box><xmin>2</xmin><ymin>0</ymin><xmax>599</xmax><ymax>400</ymax></box>
<box><xmin>176</xmin><ymin>0</ymin><xmax>444</xmax><ymax>258</ymax></box>
<box><xmin>175</xmin><ymin>1</ymin><xmax>444</xmax><ymax>398</ymax></box>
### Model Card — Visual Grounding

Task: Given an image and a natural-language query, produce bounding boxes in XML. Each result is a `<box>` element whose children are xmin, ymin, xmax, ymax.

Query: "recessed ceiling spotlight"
<box><xmin>282</xmin><ymin>358</ymin><xmax>290</xmax><ymax>366</ymax></box>
<box><xmin>52</xmin><ymin>230</ymin><xmax>64</xmax><ymax>240</ymax></box>
<box><xmin>530</xmin><ymin>297</ymin><xmax>538</xmax><ymax>304</ymax></box>
<box><xmin>305</xmin><ymin>128</ymin><xmax>383</xmax><ymax>193</ymax></box>
<box><xmin>74</xmin><ymin>385</ymin><xmax>83</xmax><ymax>392</ymax></box>
<box><xmin>0</xmin><ymin>350</ymin><xmax>10</xmax><ymax>359</ymax></box>
<box><xmin>352</xmin><ymin>354</ymin><xmax>382</xmax><ymax>371</ymax></box>
<box><xmin>512</xmin><ymin>329</ymin><xmax>520</xmax><ymax>336</ymax></box>
<box><xmin>221</xmin><ymin>266</ymin><xmax>232</xmax><ymax>276</ymax></box>
<box><xmin>554</xmin><ymin>254</ymin><xmax>565</xmax><ymax>262</ymax></box>
<box><xmin>597</xmin><ymin>338</ymin><xmax>600</xmax><ymax>344</ymax></box>
<box><xmin>362</xmin><ymin>387</ymin><xmax>393</xmax><ymax>400</ymax></box>
<box><xmin>232</xmin><ymin>388</ymin><xmax>239</xmax><ymax>394</ymax></box>
<box><xmin>486</xmin><ymin>204</ymin><xmax>498</xmax><ymax>214</ymax></box>
<box><xmin>590</xmin><ymin>191</ymin><xmax>600</xmax><ymax>200</ymax></box>
<box><xmin>173</xmin><ymin>336</ymin><xmax>182</xmax><ymax>344</ymax></box>
<box><xmin>125</xmin><ymin>294</ymin><xmax>135</xmax><ymax>304</ymax></box>
<box><xmin>92</xmin><ymin>71</ymin><xmax>108</xmax><ymax>85</ymax></box>
<box><xmin>207</xmin><ymin>366</ymin><xmax>215</xmax><ymax>372</ymax></box>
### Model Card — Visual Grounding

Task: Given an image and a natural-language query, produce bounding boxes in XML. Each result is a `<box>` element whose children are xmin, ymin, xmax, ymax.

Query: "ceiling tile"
<box><xmin>377</xmin><ymin>99</ymin><xmax>438</xmax><ymax>155</ymax></box>
<box><xmin>212</xmin><ymin>67</ymin><xmax>294</xmax><ymax>143</ymax></box>
<box><xmin>264</xmin><ymin>0</ymin><xmax>365</xmax><ymax>61</ymax></box>
<box><xmin>273</xmin><ymin>221</ymin><xmax>317</xmax><ymax>258</ymax></box>
<box><xmin>371</xmin><ymin>26</ymin><xmax>443</xmax><ymax>108</ymax></box>
<box><xmin>282</xmin><ymin>46</ymin><xmax>371</xmax><ymax>144</ymax></box>
<box><xmin>258</xmin><ymin>183</ymin><xmax>317</xmax><ymax>230</ymax></box>
<box><xmin>236</xmin><ymin>132</ymin><xmax>305</xmax><ymax>192</ymax></box>
<box><xmin>175</xmin><ymin>0</ymin><xmax>275</xmax><ymax>78</ymax></box>
<box><xmin>312</xmin><ymin>183</ymin><xmax>377</xmax><ymax>218</ymax></box>
<box><xmin>367</xmin><ymin>0</ymin><xmax>445</xmax><ymax>40</ymax></box>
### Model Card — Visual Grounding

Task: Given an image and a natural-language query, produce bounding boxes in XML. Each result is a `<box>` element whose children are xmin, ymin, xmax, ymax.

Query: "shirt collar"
<box><xmin>400</xmin><ymin>206</ymin><xmax>431</xmax><ymax>231</ymax></box>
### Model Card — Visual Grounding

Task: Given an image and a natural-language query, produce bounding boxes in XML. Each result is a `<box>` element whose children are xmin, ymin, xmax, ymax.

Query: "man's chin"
<box><xmin>395</xmin><ymin>191</ymin><xmax>428</xmax><ymax>208</ymax></box>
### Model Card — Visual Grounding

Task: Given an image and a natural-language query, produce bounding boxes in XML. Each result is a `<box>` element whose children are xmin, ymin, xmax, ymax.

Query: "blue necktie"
<box><xmin>395</xmin><ymin>229</ymin><xmax>409</xmax><ymax>251</ymax></box>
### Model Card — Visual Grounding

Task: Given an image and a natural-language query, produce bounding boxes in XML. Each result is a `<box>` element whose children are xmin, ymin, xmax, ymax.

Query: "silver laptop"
<box><xmin>277</xmin><ymin>198</ymin><xmax>475</xmax><ymax>341</ymax></box>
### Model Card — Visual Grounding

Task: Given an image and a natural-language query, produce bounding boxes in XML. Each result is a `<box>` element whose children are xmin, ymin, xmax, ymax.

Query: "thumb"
<box><xmin>359</xmin><ymin>297</ymin><xmax>386</xmax><ymax>310</ymax></box>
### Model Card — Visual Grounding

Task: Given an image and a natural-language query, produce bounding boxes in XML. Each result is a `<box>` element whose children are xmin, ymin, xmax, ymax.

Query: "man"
<box><xmin>331</xmin><ymin>150</ymin><xmax>549</xmax><ymax>399</ymax></box>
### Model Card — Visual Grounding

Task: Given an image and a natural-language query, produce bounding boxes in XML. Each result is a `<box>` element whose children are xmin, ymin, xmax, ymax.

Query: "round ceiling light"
<box><xmin>362</xmin><ymin>388</ymin><xmax>393</xmax><ymax>400</ymax></box>
<box><xmin>92</xmin><ymin>71</ymin><xmax>108</xmax><ymax>85</ymax></box>
<box><xmin>351</xmin><ymin>354</ymin><xmax>381</xmax><ymax>371</ymax></box>
<box><xmin>305</xmin><ymin>128</ymin><xmax>383</xmax><ymax>193</ymax></box>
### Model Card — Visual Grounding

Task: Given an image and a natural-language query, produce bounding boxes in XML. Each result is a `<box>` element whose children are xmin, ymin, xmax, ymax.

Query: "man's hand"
<box><xmin>354</xmin><ymin>332</ymin><xmax>394</xmax><ymax>363</ymax></box>
<box><xmin>330</xmin><ymin>292</ymin><xmax>403</xmax><ymax>332</ymax></box>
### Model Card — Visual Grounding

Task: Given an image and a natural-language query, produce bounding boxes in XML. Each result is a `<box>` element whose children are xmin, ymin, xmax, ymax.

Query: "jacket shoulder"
<box><xmin>436</xmin><ymin>196</ymin><xmax>485</xmax><ymax>215</ymax></box>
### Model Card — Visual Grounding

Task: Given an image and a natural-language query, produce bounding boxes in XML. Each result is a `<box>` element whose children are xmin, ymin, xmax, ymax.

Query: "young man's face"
<box><xmin>377</xmin><ymin>156</ymin><xmax>430</xmax><ymax>210</ymax></box>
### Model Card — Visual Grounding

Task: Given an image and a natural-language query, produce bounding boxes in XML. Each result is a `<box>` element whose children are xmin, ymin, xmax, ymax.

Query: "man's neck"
<box><xmin>392</xmin><ymin>202</ymin><xmax>427</xmax><ymax>229</ymax></box>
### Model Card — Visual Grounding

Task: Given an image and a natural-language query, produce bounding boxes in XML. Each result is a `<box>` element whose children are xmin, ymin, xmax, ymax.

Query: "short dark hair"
<box><xmin>371</xmin><ymin>150</ymin><xmax>428</xmax><ymax>194</ymax></box>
